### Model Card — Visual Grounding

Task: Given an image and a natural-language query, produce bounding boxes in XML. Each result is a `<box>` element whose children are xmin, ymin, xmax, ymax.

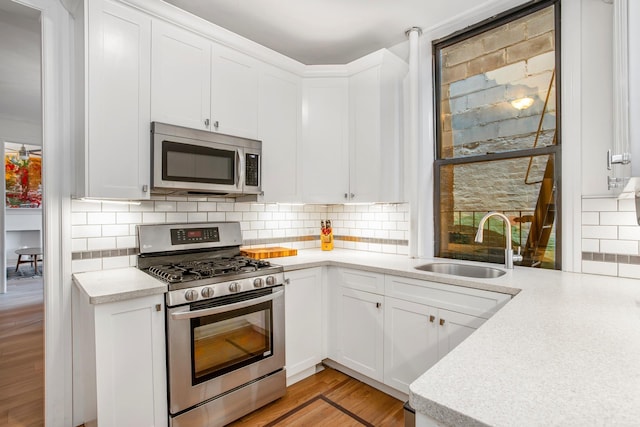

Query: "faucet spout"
<box><xmin>474</xmin><ymin>211</ymin><xmax>522</xmax><ymax>269</ymax></box>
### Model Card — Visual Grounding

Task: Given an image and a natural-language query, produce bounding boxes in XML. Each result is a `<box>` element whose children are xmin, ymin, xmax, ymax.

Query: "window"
<box><xmin>434</xmin><ymin>0</ymin><xmax>560</xmax><ymax>269</ymax></box>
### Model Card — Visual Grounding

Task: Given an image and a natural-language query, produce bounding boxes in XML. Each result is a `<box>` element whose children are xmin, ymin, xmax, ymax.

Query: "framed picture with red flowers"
<box><xmin>5</xmin><ymin>144</ymin><xmax>42</xmax><ymax>208</ymax></box>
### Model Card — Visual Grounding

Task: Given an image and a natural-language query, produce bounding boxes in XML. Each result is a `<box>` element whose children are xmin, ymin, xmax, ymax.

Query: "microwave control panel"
<box><xmin>246</xmin><ymin>153</ymin><xmax>259</xmax><ymax>187</ymax></box>
<box><xmin>171</xmin><ymin>227</ymin><xmax>220</xmax><ymax>245</ymax></box>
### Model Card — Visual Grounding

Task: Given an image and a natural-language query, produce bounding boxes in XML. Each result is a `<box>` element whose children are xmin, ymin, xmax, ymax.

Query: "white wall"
<box><xmin>580</xmin><ymin>0</ymin><xmax>614</xmax><ymax>197</ymax></box>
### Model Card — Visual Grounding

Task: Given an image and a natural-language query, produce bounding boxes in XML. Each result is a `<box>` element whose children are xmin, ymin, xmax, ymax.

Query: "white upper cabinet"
<box><xmin>79</xmin><ymin>0</ymin><xmax>151</xmax><ymax>199</ymax></box>
<box><xmin>259</xmin><ymin>66</ymin><xmax>301</xmax><ymax>202</ymax></box>
<box><xmin>300</xmin><ymin>50</ymin><xmax>407</xmax><ymax>204</ymax></box>
<box><xmin>151</xmin><ymin>21</ymin><xmax>260</xmax><ymax>139</ymax></box>
<box><xmin>151</xmin><ymin>20</ymin><xmax>211</xmax><ymax>131</ymax></box>
<box><xmin>301</xmin><ymin>78</ymin><xmax>350</xmax><ymax>204</ymax></box>
<box><xmin>349</xmin><ymin>51</ymin><xmax>407</xmax><ymax>202</ymax></box>
<box><xmin>212</xmin><ymin>45</ymin><xmax>260</xmax><ymax>139</ymax></box>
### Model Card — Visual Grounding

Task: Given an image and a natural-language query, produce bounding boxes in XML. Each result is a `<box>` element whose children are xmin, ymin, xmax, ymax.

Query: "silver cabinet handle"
<box><xmin>214</xmin><ymin>120</ymin><xmax>219</xmax><ymax>129</ymax></box>
<box><xmin>350</xmin><ymin>193</ymin><xmax>355</xmax><ymax>198</ymax></box>
<box><xmin>344</xmin><ymin>193</ymin><xmax>348</xmax><ymax>199</ymax></box>
<box><xmin>142</xmin><ymin>184</ymin><xmax>148</xmax><ymax>192</ymax></box>
<box><xmin>376</xmin><ymin>302</ymin><xmax>381</xmax><ymax>308</ymax></box>
<box><xmin>204</xmin><ymin>118</ymin><xmax>210</xmax><ymax>127</ymax></box>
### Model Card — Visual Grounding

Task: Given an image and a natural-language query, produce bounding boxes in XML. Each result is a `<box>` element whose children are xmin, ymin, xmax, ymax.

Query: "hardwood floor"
<box><xmin>228</xmin><ymin>367</ymin><xmax>405</xmax><ymax>427</ymax></box>
<box><xmin>0</xmin><ymin>277</ymin><xmax>44</xmax><ymax>427</ymax></box>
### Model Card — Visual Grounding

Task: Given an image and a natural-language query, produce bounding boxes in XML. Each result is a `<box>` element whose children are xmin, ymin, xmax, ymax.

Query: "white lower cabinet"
<box><xmin>73</xmin><ymin>290</ymin><xmax>167</xmax><ymax>427</ymax></box>
<box><xmin>335</xmin><ymin>287</ymin><xmax>385</xmax><ymax>382</ymax></box>
<box><xmin>284</xmin><ymin>268</ymin><xmax>324</xmax><ymax>384</ymax></box>
<box><xmin>383</xmin><ymin>297</ymin><xmax>486</xmax><ymax>394</ymax></box>
<box><xmin>329</xmin><ymin>268</ymin><xmax>511</xmax><ymax>395</ymax></box>
<box><xmin>383</xmin><ymin>297</ymin><xmax>439</xmax><ymax>393</ymax></box>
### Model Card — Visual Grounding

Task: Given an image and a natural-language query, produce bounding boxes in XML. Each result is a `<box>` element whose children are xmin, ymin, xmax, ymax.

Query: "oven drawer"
<box><xmin>170</xmin><ymin>369</ymin><xmax>286</xmax><ymax>427</ymax></box>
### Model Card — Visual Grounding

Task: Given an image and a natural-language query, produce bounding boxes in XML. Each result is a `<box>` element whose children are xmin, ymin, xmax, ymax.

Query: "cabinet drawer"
<box><xmin>385</xmin><ymin>275</ymin><xmax>510</xmax><ymax>319</ymax></box>
<box><xmin>338</xmin><ymin>268</ymin><xmax>385</xmax><ymax>294</ymax></box>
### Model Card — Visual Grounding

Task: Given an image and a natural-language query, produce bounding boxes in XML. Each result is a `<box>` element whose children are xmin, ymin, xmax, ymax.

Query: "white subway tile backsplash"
<box><xmin>72</xmin><ymin>239</ymin><xmax>87</xmax><ymax>252</ymax></box>
<box><xmin>130</xmin><ymin>201</ymin><xmax>155</xmax><ymax>212</ymax></box>
<box><xmin>117</xmin><ymin>212</ymin><xmax>143</xmax><ymax>224</ymax></box>
<box><xmin>102</xmin><ymin>224</ymin><xmax>130</xmax><ymax>237</ymax></box>
<box><xmin>599</xmin><ymin>211</ymin><xmax>638</xmax><ymax>226</ymax></box>
<box><xmin>187</xmin><ymin>212</ymin><xmax>207</xmax><ymax>222</ymax></box>
<box><xmin>71</xmin><ymin>212</ymin><xmax>87</xmax><ymax>226</ymax></box>
<box><xmin>207</xmin><ymin>212</ymin><xmax>226</xmax><ymax>222</ymax></box>
<box><xmin>618</xmin><ymin>263</ymin><xmax>640</xmax><ymax>280</ymax></box>
<box><xmin>197</xmin><ymin>202</ymin><xmax>216</xmax><ymax>211</ymax></box>
<box><xmin>581</xmin><ymin>225</ymin><xmax>618</xmax><ymax>239</ymax></box>
<box><xmin>618</xmin><ymin>198</ymin><xmax>636</xmax><ymax>212</ymax></box>
<box><xmin>582</xmin><ymin>260</ymin><xmax>618</xmax><ymax>276</ymax></box>
<box><xmin>72</xmin><ymin>258</ymin><xmax>102</xmax><ymax>273</ymax></box>
<box><xmin>71</xmin><ymin>199</ymin><xmax>102</xmax><ymax>212</ymax></box>
<box><xmin>599</xmin><ymin>239</ymin><xmax>639</xmax><ymax>255</ymax></box>
<box><xmin>142</xmin><ymin>212</ymin><xmax>166</xmax><ymax>224</ymax></box>
<box><xmin>618</xmin><ymin>226</ymin><xmax>640</xmax><ymax>240</ymax></box>
<box><xmin>72</xmin><ymin>225</ymin><xmax>102</xmax><ymax>238</ymax></box>
<box><xmin>581</xmin><ymin>239</ymin><xmax>599</xmax><ymax>252</ymax></box>
<box><xmin>177</xmin><ymin>202</ymin><xmax>198</xmax><ymax>212</ymax></box>
<box><xmin>72</xmin><ymin>201</ymin><xmax>410</xmax><ymax>270</ymax></box>
<box><xmin>87</xmin><ymin>212</ymin><xmax>116</xmax><ymax>225</ymax></box>
<box><xmin>582</xmin><ymin>198</ymin><xmax>618</xmax><ymax>212</ymax></box>
<box><xmin>166</xmin><ymin>212</ymin><xmax>189</xmax><ymax>223</ymax></box>
<box><xmin>117</xmin><ymin>236</ymin><xmax>136</xmax><ymax>248</ymax></box>
<box><xmin>87</xmin><ymin>237</ymin><xmax>116</xmax><ymax>251</ymax></box>
<box><xmin>100</xmin><ymin>203</ymin><xmax>129</xmax><ymax>212</ymax></box>
<box><xmin>243</xmin><ymin>212</ymin><xmax>258</xmax><ymax>221</ymax></box>
<box><xmin>581</xmin><ymin>212</ymin><xmax>599</xmax><ymax>225</ymax></box>
<box><xmin>102</xmin><ymin>256</ymin><xmax>130</xmax><ymax>270</ymax></box>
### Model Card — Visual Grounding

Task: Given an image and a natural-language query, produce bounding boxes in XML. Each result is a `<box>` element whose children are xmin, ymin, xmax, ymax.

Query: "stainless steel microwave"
<box><xmin>151</xmin><ymin>122</ymin><xmax>261</xmax><ymax>197</ymax></box>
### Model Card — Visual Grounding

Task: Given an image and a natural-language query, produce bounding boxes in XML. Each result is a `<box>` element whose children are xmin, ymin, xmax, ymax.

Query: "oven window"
<box><xmin>163</xmin><ymin>141</ymin><xmax>235</xmax><ymax>184</ymax></box>
<box><xmin>191</xmin><ymin>300</ymin><xmax>273</xmax><ymax>385</ymax></box>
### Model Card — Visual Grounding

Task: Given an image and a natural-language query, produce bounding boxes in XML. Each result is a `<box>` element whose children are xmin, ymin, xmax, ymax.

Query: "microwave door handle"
<box><xmin>170</xmin><ymin>289</ymin><xmax>283</xmax><ymax>320</ymax></box>
<box><xmin>236</xmin><ymin>149</ymin><xmax>245</xmax><ymax>189</ymax></box>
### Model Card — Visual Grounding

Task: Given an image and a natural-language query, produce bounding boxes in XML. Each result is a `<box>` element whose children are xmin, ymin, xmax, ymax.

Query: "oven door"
<box><xmin>166</xmin><ymin>286</ymin><xmax>285</xmax><ymax>415</ymax></box>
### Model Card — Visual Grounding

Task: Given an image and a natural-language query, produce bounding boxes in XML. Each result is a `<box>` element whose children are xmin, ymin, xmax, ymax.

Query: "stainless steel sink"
<box><xmin>414</xmin><ymin>262</ymin><xmax>506</xmax><ymax>278</ymax></box>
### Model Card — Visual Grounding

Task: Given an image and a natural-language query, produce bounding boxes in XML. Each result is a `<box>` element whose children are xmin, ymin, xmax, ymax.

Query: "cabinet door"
<box><xmin>437</xmin><ymin>308</ymin><xmax>485</xmax><ymax>359</ymax></box>
<box><xmin>284</xmin><ymin>268</ymin><xmax>323</xmax><ymax>383</ymax></box>
<box><xmin>301</xmin><ymin>78</ymin><xmax>349</xmax><ymax>204</ymax></box>
<box><xmin>211</xmin><ymin>44</ymin><xmax>259</xmax><ymax>139</ymax></box>
<box><xmin>383</xmin><ymin>297</ymin><xmax>439</xmax><ymax>394</ymax></box>
<box><xmin>86</xmin><ymin>0</ymin><xmax>151</xmax><ymax>199</ymax></box>
<box><xmin>259</xmin><ymin>66</ymin><xmax>301</xmax><ymax>202</ymax></box>
<box><xmin>336</xmin><ymin>287</ymin><xmax>384</xmax><ymax>381</ymax></box>
<box><xmin>151</xmin><ymin>20</ymin><xmax>211</xmax><ymax>130</ymax></box>
<box><xmin>94</xmin><ymin>295</ymin><xmax>167</xmax><ymax>427</ymax></box>
<box><xmin>349</xmin><ymin>66</ymin><xmax>381</xmax><ymax>202</ymax></box>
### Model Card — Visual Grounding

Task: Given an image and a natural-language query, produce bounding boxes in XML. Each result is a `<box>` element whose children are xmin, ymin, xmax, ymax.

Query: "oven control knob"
<box><xmin>265</xmin><ymin>276</ymin><xmax>276</xmax><ymax>286</ymax></box>
<box><xmin>229</xmin><ymin>282</ymin><xmax>241</xmax><ymax>293</ymax></box>
<box><xmin>184</xmin><ymin>289</ymin><xmax>198</xmax><ymax>301</ymax></box>
<box><xmin>201</xmin><ymin>287</ymin><xmax>214</xmax><ymax>298</ymax></box>
<box><xmin>253</xmin><ymin>278</ymin><xmax>264</xmax><ymax>288</ymax></box>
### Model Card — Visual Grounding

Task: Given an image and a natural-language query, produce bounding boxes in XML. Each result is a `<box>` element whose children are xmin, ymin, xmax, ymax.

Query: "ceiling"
<box><xmin>163</xmin><ymin>0</ymin><xmax>481</xmax><ymax>65</ymax></box>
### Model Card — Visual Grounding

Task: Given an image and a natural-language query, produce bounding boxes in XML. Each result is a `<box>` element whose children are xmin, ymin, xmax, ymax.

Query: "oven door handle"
<box><xmin>170</xmin><ymin>289</ymin><xmax>283</xmax><ymax>320</ymax></box>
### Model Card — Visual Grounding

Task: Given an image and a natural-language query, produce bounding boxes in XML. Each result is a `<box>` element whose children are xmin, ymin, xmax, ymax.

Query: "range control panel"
<box><xmin>171</xmin><ymin>227</ymin><xmax>220</xmax><ymax>245</ymax></box>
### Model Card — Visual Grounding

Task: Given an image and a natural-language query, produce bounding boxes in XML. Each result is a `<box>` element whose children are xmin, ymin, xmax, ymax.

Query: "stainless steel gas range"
<box><xmin>137</xmin><ymin>222</ymin><xmax>286</xmax><ymax>427</ymax></box>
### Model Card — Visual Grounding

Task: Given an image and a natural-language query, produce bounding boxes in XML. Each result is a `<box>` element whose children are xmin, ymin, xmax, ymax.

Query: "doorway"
<box><xmin>0</xmin><ymin>0</ymin><xmax>44</xmax><ymax>424</ymax></box>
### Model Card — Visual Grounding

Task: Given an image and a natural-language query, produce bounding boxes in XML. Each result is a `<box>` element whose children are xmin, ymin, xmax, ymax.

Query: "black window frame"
<box><xmin>432</xmin><ymin>0</ymin><xmax>562</xmax><ymax>269</ymax></box>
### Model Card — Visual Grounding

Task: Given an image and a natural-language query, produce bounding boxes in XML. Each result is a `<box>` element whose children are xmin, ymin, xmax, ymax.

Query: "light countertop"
<box><xmin>72</xmin><ymin>249</ymin><xmax>640</xmax><ymax>425</ymax></box>
<box><xmin>72</xmin><ymin>267</ymin><xmax>167</xmax><ymax>304</ymax></box>
<box><xmin>268</xmin><ymin>249</ymin><xmax>640</xmax><ymax>426</ymax></box>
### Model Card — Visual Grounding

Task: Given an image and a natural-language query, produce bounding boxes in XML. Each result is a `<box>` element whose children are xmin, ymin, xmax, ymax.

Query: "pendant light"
<box><xmin>18</xmin><ymin>144</ymin><xmax>29</xmax><ymax>160</ymax></box>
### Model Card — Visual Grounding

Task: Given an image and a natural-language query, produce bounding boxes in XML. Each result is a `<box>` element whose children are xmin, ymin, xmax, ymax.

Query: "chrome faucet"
<box><xmin>474</xmin><ymin>211</ymin><xmax>523</xmax><ymax>269</ymax></box>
